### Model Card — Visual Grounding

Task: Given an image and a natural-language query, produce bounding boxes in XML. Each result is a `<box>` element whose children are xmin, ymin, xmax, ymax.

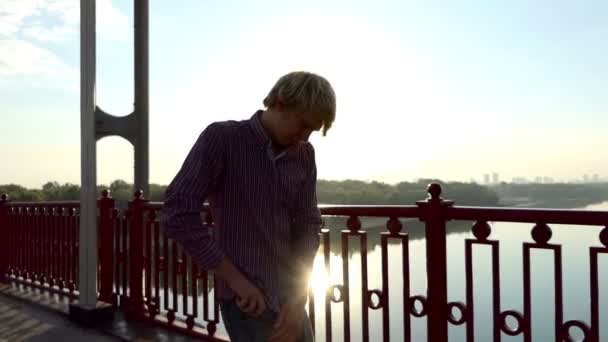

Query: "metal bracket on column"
<box><xmin>91</xmin><ymin>0</ymin><xmax>149</xmax><ymax>196</ymax></box>
<box><xmin>95</xmin><ymin>107</ymin><xmax>137</xmax><ymax>145</ymax></box>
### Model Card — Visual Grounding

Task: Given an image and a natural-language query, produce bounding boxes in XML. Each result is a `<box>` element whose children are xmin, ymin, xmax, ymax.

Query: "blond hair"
<box><xmin>263</xmin><ymin>71</ymin><xmax>336</xmax><ymax>135</ymax></box>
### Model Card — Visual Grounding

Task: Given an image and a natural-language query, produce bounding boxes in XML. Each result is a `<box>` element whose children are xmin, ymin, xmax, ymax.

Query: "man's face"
<box><xmin>277</xmin><ymin>111</ymin><xmax>323</xmax><ymax>146</ymax></box>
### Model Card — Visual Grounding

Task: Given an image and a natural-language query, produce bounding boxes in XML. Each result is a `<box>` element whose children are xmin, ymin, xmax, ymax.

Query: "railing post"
<box><xmin>126</xmin><ymin>190</ymin><xmax>147</xmax><ymax>317</ymax></box>
<box><xmin>417</xmin><ymin>183</ymin><xmax>453</xmax><ymax>341</ymax></box>
<box><xmin>0</xmin><ymin>194</ymin><xmax>8</xmax><ymax>282</ymax></box>
<box><xmin>98</xmin><ymin>190</ymin><xmax>116</xmax><ymax>305</ymax></box>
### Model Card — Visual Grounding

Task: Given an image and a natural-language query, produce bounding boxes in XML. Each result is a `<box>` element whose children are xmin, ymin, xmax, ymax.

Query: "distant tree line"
<box><xmin>1</xmin><ymin>178</ymin><xmax>500</xmax><ymax>208</ymax></box>
<box><xmin>494</xmin><ymin>182</ymin><xmax>608</xmax><ymax>199</ymax></box>
<box><xmin>317</xmin><ymin>179</ymin><xmax>499</xmax><ymax>206</ymax></box>
<box><xmin>0</xmin><ymin>180</ymin><xmax>167</xmax><ymax>209</ymax></box>
<box><xmin>4</xmin><ymin>179</ymin><xmax>607</xmax><ymax>209</ymax></box>
<box><xmin>492</xmin><ymin>182</ymin><xmax>608</xmax><ymax>207</ymax></box>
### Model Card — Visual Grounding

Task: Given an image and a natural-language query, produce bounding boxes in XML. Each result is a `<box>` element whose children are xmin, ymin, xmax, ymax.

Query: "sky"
<box><xmin>1</xmin><ymin>0</ymin><xmax>607</xmax><ymax>188</ymax></box>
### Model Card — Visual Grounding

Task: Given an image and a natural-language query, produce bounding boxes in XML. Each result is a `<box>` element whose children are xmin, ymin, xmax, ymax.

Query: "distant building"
<box><xmin>592</xmin><ymin>174</ymin><xmax>600</xmax><ymax>183</ymax></box>
<box><xmin>492</xmin><ymin>173</ymin><xmax>499</xmax><ymax>184</ymax></box>
<box><xmin>543</xmin><ymin>176</ymin><xmax>554</xmax><ymax>184</ymax></box>
<box><xmin>534</xmin><ymin>176</ymin><xmax>543</xmax><ymax>183</ymax></box>
<box><xmin>583</xmin><ymin>174</ymin><xmax>589</xmax><ymax>183</ymax></box>
<box><xmin>484</xmin><ymin>174</ymin><xmax>490</xmax><ymax>185</ymax></box>
<box><xmin>512</xmin><ymin>177</ymin><xmax>528</xmax><ymax>184</ymax></box>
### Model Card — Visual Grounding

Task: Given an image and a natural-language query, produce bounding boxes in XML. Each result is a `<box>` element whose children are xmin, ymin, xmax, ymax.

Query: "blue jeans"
<box><xmin>220</xmin><ymin>299</ymin><xmax>315</xmax><ymax>342</ymax></box>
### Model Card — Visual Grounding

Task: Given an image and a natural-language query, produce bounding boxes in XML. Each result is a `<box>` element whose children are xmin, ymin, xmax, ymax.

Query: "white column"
<box><xmin>134</xmin><ymin>0</ymin><xmax>150</xmax><ymax>197</ymax></box>
<box><xmin>79</xmin><ymin>0</ymin><xmax>98</xmax><ymax>309</ymax></box>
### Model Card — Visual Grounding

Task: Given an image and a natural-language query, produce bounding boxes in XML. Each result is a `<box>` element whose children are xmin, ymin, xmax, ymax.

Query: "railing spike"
<box><xmin>427</xmin><ymin>183</ymin><xmax>442</xmax><ymax>201</ymax></box>
<box><xmin>101</xmin><ymin>189</ymin><xmax>110</xmax><ymax>198</ymax></box>
<box><xmin>600</xmin><ymin>226</ymin><xmax>608</xmax><ymax>247</ymax></box>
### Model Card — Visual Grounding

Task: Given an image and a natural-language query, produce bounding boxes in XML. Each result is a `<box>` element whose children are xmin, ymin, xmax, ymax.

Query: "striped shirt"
<box><xmin>161</xmin><ymin>111</ymin><xmax>322</xmax><ymax>312</ymax></box>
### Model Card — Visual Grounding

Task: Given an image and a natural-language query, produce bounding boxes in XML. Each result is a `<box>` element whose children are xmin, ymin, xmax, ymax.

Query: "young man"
<box><xmin>161</xmin><ymin>71</ymin><xmax>336</xmax><ymax>342</ymax></box>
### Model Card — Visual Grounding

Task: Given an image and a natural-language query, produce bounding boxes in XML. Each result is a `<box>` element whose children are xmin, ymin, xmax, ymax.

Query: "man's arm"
<box><xmin>161</xmin><ymin>123</ymin><xmax>266</xmax><ymax>315</ymax></box>
<box><xmin>289</xmin><ymin>144</ymin><xmax>322</xmax><ymax>303</ymax></box>
<box><xmin>161</xmin><ymin>122</ymin><xmax>227</xmax><ymax>270</ymax></box>
<box><xmin>270</xmin><ymin>145</ymin><xmax>322</xmax><ymax>341</ymax></box>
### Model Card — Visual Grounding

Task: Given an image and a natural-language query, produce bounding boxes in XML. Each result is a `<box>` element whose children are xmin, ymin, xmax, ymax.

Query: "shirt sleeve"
<box><xmin>290</xmin><ymin>144</ymin><xmax>322</xmax><ymax>290</ymax></box>
<box><xmin>160</xmin><ymin>122</ymin><xmax>227</xmax><ymax>270</ymax></box>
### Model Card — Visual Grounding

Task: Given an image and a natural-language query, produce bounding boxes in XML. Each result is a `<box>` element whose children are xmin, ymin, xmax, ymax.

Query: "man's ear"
<box><xmin>275</xmin><ymin>101</ymin><xmax>286</xmax><ymax>114</ymax></box>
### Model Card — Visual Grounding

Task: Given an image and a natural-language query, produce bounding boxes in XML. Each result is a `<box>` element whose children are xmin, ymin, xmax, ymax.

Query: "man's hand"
<box><xmin>212</xmin><ymin>258</ymin><xmax>267</xmax><ymax>317</ymax></box>
<box><xmin>233</xmin><ymin>278</ymin><xmax>267</xmax><ymax>317</ymax></box>
<box><xmin>269</xmin><ymin>298</ymin><xmax>307</xmax><ymax>342</ymax></box>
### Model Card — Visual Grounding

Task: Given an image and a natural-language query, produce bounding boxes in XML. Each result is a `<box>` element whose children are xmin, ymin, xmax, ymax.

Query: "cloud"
<box><xmin>0</xmin><ymin>0</ymin><xmax>129</xmax><ymax>77</ymax></box>
<box><xmin>0</xmin><ymin>1</ymin><xmax>40</xmax><ymax>36</ymax></box>
<box><xmin>0</xmin><ymin>0</ymin><xmax>126</xmax><ymax>42</ymax></box>
<box><xmin>96</xmin><ymin>0</ymin><xmax>131</xmax><ymax>42</ymax></box>
<box><xmin>0</xmin><ymin>38</ymin><xmax>72</xmax><ymax>76</ymax></box>
<box><xmin>0</xmin><ymin>0</ymin><xmax>78</xmax><ymax>41</ymax></box>
<box><xmin>21</xmin><ymin>23</ymin><xmax>77</xmax><ymax>43</ymax></box>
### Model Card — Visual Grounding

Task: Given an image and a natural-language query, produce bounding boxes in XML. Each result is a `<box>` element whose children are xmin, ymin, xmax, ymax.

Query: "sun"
<box><xmin>308</xmin><ymin>255</ymin><xmax>330</xmax><ymax>299</ymax></box>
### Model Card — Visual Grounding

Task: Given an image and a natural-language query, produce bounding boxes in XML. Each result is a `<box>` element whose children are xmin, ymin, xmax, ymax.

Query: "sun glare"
<box><xmin>308</xmin><ymin>255</ymin><xmax>330</xmax><ymax>298</ymax></box>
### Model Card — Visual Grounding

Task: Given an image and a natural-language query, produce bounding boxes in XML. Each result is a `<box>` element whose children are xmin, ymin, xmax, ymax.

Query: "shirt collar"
<box><xmin>249</xmin><ymin>110</ymin><xmax>272</xmax><ymax>147</ymax></box>
<box><xmin>249</xmin><ymin>110</ymin><xmax>294</xmax><ymax>160</ymax></box>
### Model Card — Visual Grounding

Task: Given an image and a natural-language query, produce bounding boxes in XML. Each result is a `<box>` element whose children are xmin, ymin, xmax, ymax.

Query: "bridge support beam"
<box><xmin>71</xmin><ymin>0</ymin><xmax>149</xmax><ymax>321</ymax></box>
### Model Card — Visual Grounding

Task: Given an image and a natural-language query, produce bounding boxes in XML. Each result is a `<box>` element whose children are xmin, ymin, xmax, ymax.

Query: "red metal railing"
<box><xmin>1</xmin><ymin>184</ymin><xmax>607</xmax><ymax>342</ymax></box>
<box><xmin>123</xmin><ymin>196</ymin><xmax>225</xmax><ymax>340</ymax></box>
<box><xmin>0</xmin><ymin>196</ymin><xmax>81</xmax><ymax>298</ymax></box>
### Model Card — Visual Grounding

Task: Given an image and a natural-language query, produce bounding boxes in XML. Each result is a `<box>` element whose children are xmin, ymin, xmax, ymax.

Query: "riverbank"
<box><xmin>498</xmin><ymin>196</ymin><xmax>608</xmax><ymax>209</ymax></box>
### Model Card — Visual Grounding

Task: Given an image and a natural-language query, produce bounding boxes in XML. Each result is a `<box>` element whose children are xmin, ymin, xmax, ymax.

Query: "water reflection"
<box><xmin>321</xmin><ymin>216</ymin><xmax>473</xmax><ymax>253</ymax></box>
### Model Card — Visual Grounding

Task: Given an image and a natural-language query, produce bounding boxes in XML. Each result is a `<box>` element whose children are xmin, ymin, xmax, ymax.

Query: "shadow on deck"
<box><xmin>0</xmin><ymin>281</ymin><xmax>201</xmax><ymax>342</ymax></box>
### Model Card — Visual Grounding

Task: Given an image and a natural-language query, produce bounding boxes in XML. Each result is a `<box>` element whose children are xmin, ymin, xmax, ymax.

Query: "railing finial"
<box><xmin>347</xmin><ymin>215</ymin><xmax>362</xmax><ymax>232</ymax></box>
<box><xmin>600</xmin><ymin>227</ymin><xmax>608</xmax><ymax>247</ymax></box>
<box><xmin>101</xmin><ymin>189</ymin><xmax>111</xmax><ymax>199</ymax></box>
<box><xmin>472</xmin><ymin>221</ymin><xmax>492</xmax><ymax>241</ymax></box>
<box><xmin>427</xmin><ymin>183</ymin><xmax>442</xmax><ymax>201</ymax></box>
<box><xmin>0</xmin><ymin>194</ymin><xmax>7</xmax><ymax>201</ymax></box>
<box><xmin>531</xmin><ymin>222</ymin><xmax>552</xmax><ymax>245</ymax></box>
<box><xmin>387</xmin><ymin>217</ymin><xmax>403</xmax><ymax>235</ymax></box>
<box><xmin>134</xmin><ymin>189</ymin><xmax>144</xmax><ymax>199</ymax></box>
